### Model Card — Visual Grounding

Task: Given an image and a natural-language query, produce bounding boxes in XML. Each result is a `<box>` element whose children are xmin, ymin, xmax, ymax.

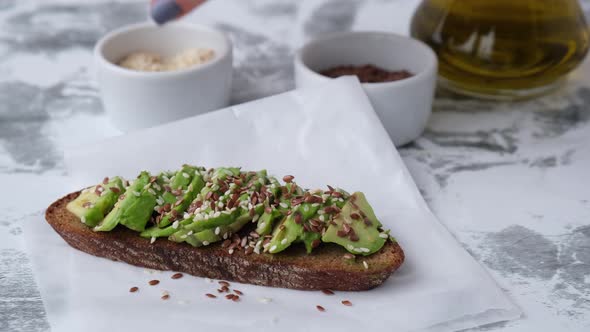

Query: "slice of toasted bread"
<box><xmin>45</xmin><ymin>191</ymin><xmax>404</xmax><ymax>291</ymax></box>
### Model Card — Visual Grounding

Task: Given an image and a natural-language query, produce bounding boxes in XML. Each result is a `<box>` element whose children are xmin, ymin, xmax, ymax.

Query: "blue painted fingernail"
<box><xmin>151</xmin><ymin>0</ymin><xmax>182</xmax><ymax>25</ymax></box>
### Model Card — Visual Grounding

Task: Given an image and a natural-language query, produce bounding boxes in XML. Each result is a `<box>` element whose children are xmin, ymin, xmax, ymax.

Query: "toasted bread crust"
<box><xmin>45</xmin><ymin>191</ymin><xmax>404</xmax><ymax>291</ymax></box>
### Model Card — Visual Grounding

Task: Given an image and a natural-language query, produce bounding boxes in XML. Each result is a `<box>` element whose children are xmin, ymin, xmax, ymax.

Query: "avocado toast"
<box><xmin>45</xmin><ymin>166</ymin><xmax>404</xmax><ymax>291</ymax></box>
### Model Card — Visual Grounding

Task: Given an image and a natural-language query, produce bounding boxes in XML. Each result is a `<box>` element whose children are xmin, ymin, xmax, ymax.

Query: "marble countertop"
<box><xmin>1</xmin><ymin>0</ymin><xmax>589</xmax><ymax>331</ymax></box>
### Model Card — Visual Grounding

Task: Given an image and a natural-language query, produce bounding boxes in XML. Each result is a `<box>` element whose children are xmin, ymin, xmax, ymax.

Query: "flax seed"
<box><xmin>232</xmin><ymin>295</ymin><xmax>240</xmax><ymax>302</ymax></box>
<box><xmin>129</xmin><ymin>286</ymin><xmax>139</xmax><ymax>293</ymax></box>
<box><xmin>206</xmin><ymin>293</ymin><xmax>217</xmax><ymax>298</ymax></box>
<box><xmin>342</xmin><ymin>300</ymin><xmax>352</xmax><ymax>306</ymax></box>
<box><xmin>350</xmin><ymin>213</ymin><xmax>361</xmax><ymax>220</ymax></box>
<box><xmin>233</xmin><ymin>289</ymin><xmax>243</xmax><ymax>295</ymax></box>
<box><xmin>316</xmin><ymin>305</ymin><xmax>325</xmax><ymax>312</ymax></box>
<box><xmin>171</xmin><ymin>273</ymin><xmax>183</xmax><ymax>279</ymax></box>
<box><xmin>219</xmin><ymin>280</ymin><xmax>230</xmax><ymax>287</ymax></box>
<box><xmin>102</xmin><ymin>177</ymin><xmax>109</xmax><ymax>184</ymax></box>
<box><xmin>311</xmin><ymin>239</ymin><xmax>321</xmax><ymax>248</ymax></box>
<box><xmin>321</xmin><ymin>289</ymin><xmax>334</xmax><ymax>295</ymax></box>
<box><xmin>283</xmin><ymin>175</ymin><xmax>294</xmax><ymax>183</ymax></box>
<box><xmin>161</xmin><ymin>294</ymin><xmax>170</xmax><ymax>300</ymax></box>
<box><xmin>294</xmin><ymin>212</ymin><xmax>302</xmax><ymax>224</ymax></box>
<box><xmin>148</xmin><ymin>279</ymin><xmax>160</xmax><ymax>286</ymax></box>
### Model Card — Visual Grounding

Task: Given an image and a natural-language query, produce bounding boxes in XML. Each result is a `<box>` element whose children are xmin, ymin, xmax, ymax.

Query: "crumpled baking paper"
<box><xmin>23</xmin><ymin>77</ymin><xmax>521</xmax><ymax>332</ymax></box>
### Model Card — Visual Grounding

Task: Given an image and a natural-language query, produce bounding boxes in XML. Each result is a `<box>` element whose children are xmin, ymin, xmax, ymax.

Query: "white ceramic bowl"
<box><xmin>294</xmin><ymin>31</ymin><xmax>437</xmax><ymax>146</ymax></box>
<box><xmin>95</xmin><ymin>22</ymin><xmax>233</xmax><ymax>132</ymax></box>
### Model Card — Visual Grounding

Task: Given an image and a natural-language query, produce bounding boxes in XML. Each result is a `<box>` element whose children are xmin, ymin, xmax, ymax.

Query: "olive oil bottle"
<box><xmin>411</xmin><ymin>0</ymin><xmax>590</xmax><ymax>99</ymax></box>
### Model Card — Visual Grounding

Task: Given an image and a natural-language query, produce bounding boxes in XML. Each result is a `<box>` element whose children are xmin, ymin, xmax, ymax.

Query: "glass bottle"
<box><xmin>410</xmin><ymin>0</ymin><xmax>590</xmax><ymax>100</ymax></box>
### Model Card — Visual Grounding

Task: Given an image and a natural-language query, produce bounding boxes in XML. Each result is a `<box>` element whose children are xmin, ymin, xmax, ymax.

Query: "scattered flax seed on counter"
<box><xmin>118</xmin><ymin>48</ymin><xmax>215</xmax><ymax>72</ymax></box>
<box><xmin>316</xmin><ymin>305</ymin><xmax>326</xmax><ymax>312</ymax></box>
<box><xmin>321</xmin><ymin>289</ymin><xmax>334</xmax><ymax>295</ymax></box>
<box><xmin>161</xmin><ymin>291</ymin><xmax>170</xmax><ymax>300</ymax></box>
<box><xmin>148</xmin><ymin>279</ymin><xmax>160</xmax><ymax>286</ymax></box>
<box><xmin>129</xmin><ymin>286</ymin><xmax>139</xmax><ymax>293</ymax></box>
<box><xmin>205</xmin><ymin>293</ymin><xmax>217</xmax><ymax>299</ymax></box>
<box><xmin>342</xmin><ymin>300</ymin><xmax>353</xmax><ymax>306</ymax></box>
<box><xmin>171</xmin><ymin>273</ymin><xmax>183</xmax><ymax>279</ymax></box>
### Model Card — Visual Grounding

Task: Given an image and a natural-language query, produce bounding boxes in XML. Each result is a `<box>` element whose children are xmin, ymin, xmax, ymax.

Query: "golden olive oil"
<box><xmin>411</xmin><ymin>0</ymin><xmax>590</xmax><ymax>99</ymax></box>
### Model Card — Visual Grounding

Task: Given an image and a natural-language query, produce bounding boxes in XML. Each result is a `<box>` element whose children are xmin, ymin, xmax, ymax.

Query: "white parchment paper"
<box><xmin>24</xmin><ymin>77</ymin><xmax>521</xmax><ymax>332</ymax></box>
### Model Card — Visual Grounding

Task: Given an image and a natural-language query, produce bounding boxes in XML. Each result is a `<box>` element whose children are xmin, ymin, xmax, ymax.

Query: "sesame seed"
<box><xmin>312</xmin><ymin>203</ymin><xmax>320</xmax><ymax>207</ymax></box>
<box><xmin>203</xmin><ymin>241</ymin><xmax>210</xmax><ymax>246</ymax></box>
<box><xmin>253</xmin><ymin>214</ymin><xmax>259</xmax><ymax>222</ymax></box>
<box><xmin>150</xmin><ymin>237</ymin><xmax>156</xmax><ymax>244</ymax></box>
<box><xmin>360</xmin><ymin>248</ymin><xmax>370</xmax><ymax>253</ymax></box>
<box><xmin>182</xmin><ymin>172</ymin><xmax>189</xmax><ymax>178</ymax></box>
<box><xmin>280</xmin><ymin>239</ymin><xmax>287</xmax><ymax>245</ymax></box>
<box><xmin>133</xmin><ymin>191</ymin><xmax>140</xmax><ymax>197</ymax></box>
<box><xmin>80</xmin><ymin>216</ymin><xmax>86</xmax><ymax>224</ymax></box>
<box><xmin>363</xmin><ymin>261</ymin><xmax>369</xmax><ymax>269</ymax></box>
<box><xmin>172</xmin><ymin>221</ymin><xmax>179</xmax><ymax>229</ymax></box>
<box><xmin>148</xmin><ymin>188</ymin><xmax>156</xmax><ymax>196</ymax></box>
<box><xmin>270</xmin><ymin>245</ymin><xmax>277</xmax><ymax>252</ymax></box>
<box><xmin>129</xmin><ymin>287</ymin><xmax>138</xmax><ymax>293</ymax></box>
<box><xmin>279</xmin><ymin>203</ymin><xmax>288</xmax><ymax>208</ymax></box>
<box><xmin>379</xmin><ymin>233</ymin><xmax>389</xmax><ymax>239</ymax></box>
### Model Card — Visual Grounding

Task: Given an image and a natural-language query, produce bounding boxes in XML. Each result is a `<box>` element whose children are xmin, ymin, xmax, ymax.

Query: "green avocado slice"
<box><xmin>67</xmin><ymin>177</ymin><xmax>125</xmax><ymax>227</ymax></box>
<box><xmin>169</xmin><ymin>211</ymin><xmax>252</xmax><ymax>246</ymax></box>
<box><xmin>95</xmin><ymin>172</ymin><xmax>154</xmax><ymax>232</ymax></box>
<box><xmin>322</xmin><ymin>192</ymin><xmax>386</xmax><ymax>256</ymax></box>
<box><xmin>158</xmin><ymin>166</ymin><xmax>205</xmax><ymax>228</ymax></box>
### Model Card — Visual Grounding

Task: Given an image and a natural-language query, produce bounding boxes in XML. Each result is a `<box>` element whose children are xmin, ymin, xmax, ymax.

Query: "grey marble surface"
<box><xmin>0</xmin><ymin>0</ymin><xmax>589</xmax><ymax>331</ymax></box>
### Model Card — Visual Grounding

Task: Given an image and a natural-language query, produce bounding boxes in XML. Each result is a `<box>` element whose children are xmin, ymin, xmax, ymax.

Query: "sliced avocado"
<box><xmin>322</xmin><ymin>192</ymin><xmax>385</xmax><ymax>256</ymax></box>
<box><xmin>268</xmin><ymin>215</ymin><xmax>300</xmax><ymax>253</ymax></box>
<box><xmin>300</xmin><ymin>231</ymin><xmax>321</xmax><ymax>253</ymax></box>
<box><xmin>169</xmin><ymin>211</ymin><xmax>252</xmax><ymax>246</ymax></box>
<box><xmin>140</xmin><ymin>218</ymin><xmax>193</xmax><ymax>238</ymax></box>
<box><xmin>255</xmin><ymin>209</ymin><xmax>282</xmax><ymax>236</ymax></box>
<box><xmin>67</xmin><ymin>177</ymin><xmax>125</xmax><ymax>227</ymax></box>
<box><xmin>158</xmin><ymin>166</ymin><xmax>205</xmax><ymax>228</ymax></box>
<box><xmin>95</xmin><ymin>172</ymin><xmax>155</xmax><ymax>232</ymax></box>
